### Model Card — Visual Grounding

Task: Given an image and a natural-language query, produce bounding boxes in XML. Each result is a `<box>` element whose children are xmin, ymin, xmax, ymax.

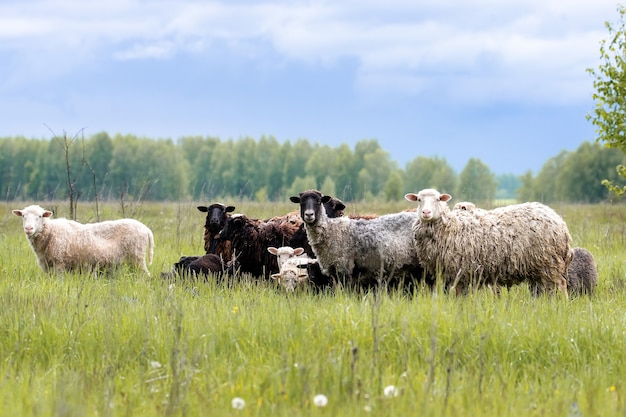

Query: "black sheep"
<box><xmin>219</xmin><ymin>214</ymin><xmax>302</xmax><ymax>279</ymax></box>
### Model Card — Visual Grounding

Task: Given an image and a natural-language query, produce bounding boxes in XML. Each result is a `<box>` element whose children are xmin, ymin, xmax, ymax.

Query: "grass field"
<box><xmin>0</xmin><ymin>199</ymin><xmax>625</xmax><ymax>416</ymax></box>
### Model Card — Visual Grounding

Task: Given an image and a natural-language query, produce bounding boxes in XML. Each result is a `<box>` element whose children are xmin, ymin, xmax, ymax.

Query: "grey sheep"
<box><xmin>290</xmin><ymin>189</ymin><xmax>424</xmax><ymax>290</ymax></box>
<box><xmin>566</xmin><ymin>247</ymin><xmax>599</xmax><ymax>295</ymax></box>
<box><xmin>405</xmin><ymin>188</ymin><xmax>572</xmax><ymax>296</ymax></box>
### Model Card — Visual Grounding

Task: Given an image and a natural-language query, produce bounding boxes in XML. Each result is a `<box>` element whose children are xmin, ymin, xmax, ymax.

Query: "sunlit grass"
<box><xmin>0</xmin><ymin>201</ymin><xmax>625</xmax><ymax>416</ymax></box>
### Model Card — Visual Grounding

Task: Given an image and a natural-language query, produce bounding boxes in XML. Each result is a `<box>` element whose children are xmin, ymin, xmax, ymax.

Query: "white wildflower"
<box><xmin>231</xmin><ymin>397</ymin><xmax>246</xmax><ymax>410</ymax></box>
<box><xmin>313</xmin><ymin>394</ymin><xmax>328</xmax><ymax>407</ymax></box>
<box><xmin>384</xmin><ymin>385</ymin><xmax>399</xmax><ymax>398</ymax></box>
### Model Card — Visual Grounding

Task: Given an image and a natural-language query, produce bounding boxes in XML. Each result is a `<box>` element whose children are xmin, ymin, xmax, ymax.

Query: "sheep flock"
<box><xmin>13</xmin><ymin>188</ymin><xmax>598</xmax><ymax>297</ymax></box>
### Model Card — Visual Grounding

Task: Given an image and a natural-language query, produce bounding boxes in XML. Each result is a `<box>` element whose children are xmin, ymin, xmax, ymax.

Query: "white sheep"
<box><xmin>13</xmin><ymin>205</ymin><xmax>154</xmax><ymax>275</ymax></box>
<box><xmin>267</xmin><ymin>245</ymin><xmax>319</xmax><ymax>292</ymax></box>
<box><xmin>290</xmin><ymin>189</ymin><xmax>424</xmax><ymax>290</ymax></box>
<box><xmin>267</xmin><ymin>246</ymin><xmax>306</xmax><ymax>268</ymax></box>
<box><xmin>271</xmin><ymin>254</ymin><xmax>318</xmax><ymax>292</ymax></box>
<box><xmin>404</xmin><ymin>188</ymin><xmax>571</xmax><ymax>296</ymax></box>
<box><xmin>452</xmin><ymin>201</ymin><xmax>488</xmax><ymax>214</ymax></box>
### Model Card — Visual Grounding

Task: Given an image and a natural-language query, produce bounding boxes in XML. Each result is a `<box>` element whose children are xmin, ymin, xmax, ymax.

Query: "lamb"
<box><xmin>270</xmin><ymin>253</ymin><xmax>317</xmax><ymax>292</ymax></box>
<box><xmin>218</xmin><ymin>213</ymin><xmax>302</xmax><ymax>279</ymax></box>
<box><xmin>267</xmin><ymin>245</ymin><xmax>306</xmax><ymax>267</ymax></box>
<box><xmin>404</xmin><ymin>188</ymin><xmax>571</xmax><ymax>296</ymax></box>
<box><xmin>290</xmin><ymin>189</ymin><xmax>424</xmax><ymax>290</ymax></box>
<box><xmin>167</xmin><ymin>253</ymin><xmax>239</xmax><ymax>280</ymax></box>
<box><xmin>197</xmin><ymin>203</ymin><xmax>236</xmax><ymax>260</ymax></box>
<box><xmin>13</xmin><ymin>205</ymin><xmax>154</xmax><ymax>275</ymax></box>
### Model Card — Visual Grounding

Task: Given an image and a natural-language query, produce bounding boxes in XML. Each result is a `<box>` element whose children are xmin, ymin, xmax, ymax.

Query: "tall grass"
<box><xmin>0</xmin><ymin>200</ymin><xmax>624</xmax><ymax>416</ymax></box>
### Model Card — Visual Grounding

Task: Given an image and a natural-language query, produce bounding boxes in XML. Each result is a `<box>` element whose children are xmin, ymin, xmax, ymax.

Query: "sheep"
<box><xmin>270</xmin><ymin>253</ymin><xmax>318</xmax><ymax>292</ymax></box>
<box><xmin>218</xmin><ymin>213</ymin><xmax>302</xmax><ymax>279</ymax></box>
<box><xmin>289</xmin><ymin>189</ymin><xmax>424</xmax><ymax>290</ymax></box>
<box><xmin>197</xmin><ymin>203</ymin><xmax>235</xmax><ymax>260</ymax></box>
<box><xmin>287</xmin><ymin>196</ymin><xmax>346</xmax><ymax>257</ymax></box>
<box><xmin>13</xmin><ymin>205</ymin><xmax>154</xmax><ymax>275</ymax></box>
<box><xmin>267</xmin><ymin>246</ymin><xmax>333</xmax><ymax>292</ymax></box>
<box><xmin>452</xmin><ymin>200</ymin><xmax>593</xmax><ymax>297</ymax></box>
<box><xmin>566</xmin><ymin>247</ymin><xmax>599</xmax><ymax>295</ymax></box>
<box><xmin>267</xmin><ymin>246</ymin><xmax>306</xmax><ymax>267</ymax></box>
<box><xmin>531</xmin><ymin>247</ymin><xmax>598</xmax><ymax>297</ymax></box>
<box><xmin>404</xmin><ymin>188</ymin><xmax>571</xmax><ymax>296</ymax></box>
<box><xmin>452</xmin><ymin>201</ymin><xmax>491</xmax><ymax>216</ymax></box>
<box><xmin>165</xmin><ymin>252</ymin><xmax>239</xmax><ymax>280</ymax></box>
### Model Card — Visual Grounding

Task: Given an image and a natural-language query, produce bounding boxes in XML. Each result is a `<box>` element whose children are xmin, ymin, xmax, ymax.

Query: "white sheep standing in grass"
<box><xmin>13</xmin><ymin>205</ymin><xmax>154</xmax><ymax>275</ymax></box>
<box><xmin>452</xmin><ymin>200</ymin><xmax>595</xmax><ymax>296</ymax></box>
<box><xmin>290</xmin><ymin>189</ymin><xmax>424</xmax><ymax>290</ymax></box>
<box><xmin>405</xmin><ymin>188</ymin><xmax>572</xmax><ymax>296</ymax></box>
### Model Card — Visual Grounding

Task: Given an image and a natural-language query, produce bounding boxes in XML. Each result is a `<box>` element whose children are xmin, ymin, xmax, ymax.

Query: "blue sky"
<box><xmin>0</xmin><ymin>0</ymin><xmax>619</xmax><ymax>175</ymax></box>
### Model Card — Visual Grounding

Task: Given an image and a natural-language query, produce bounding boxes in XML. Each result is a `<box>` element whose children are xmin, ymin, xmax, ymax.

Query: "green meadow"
<box><xmin>0</xmin><ymin>200</ymin><xmax>624</xmax><ymax>416</ymax></box>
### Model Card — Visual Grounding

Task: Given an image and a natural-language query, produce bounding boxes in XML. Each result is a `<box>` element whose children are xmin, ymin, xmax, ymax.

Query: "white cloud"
<box><xmin>0</xmin><ymin>0</ymin><xmax>618</xmax><ymax>103</ymax></box>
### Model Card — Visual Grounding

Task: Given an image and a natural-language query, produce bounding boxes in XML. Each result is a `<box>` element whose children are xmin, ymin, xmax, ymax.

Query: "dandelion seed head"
<box><xmin>313</xmin><ymin>394</ymin><xmax>328</xmax><ymax>407</ymax></box>
<box><xmin>384</xmin><ymin>385</ymin><xmax>399</xmax><ymax>398</ymax></box>
<box><xmin>231</xmin><ymin>397</ymin><xmax>246</xmax><ymax>410</ymax></box>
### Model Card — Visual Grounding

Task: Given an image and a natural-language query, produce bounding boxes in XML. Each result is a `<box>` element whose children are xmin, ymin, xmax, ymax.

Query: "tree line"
<box><xmin>0</xmin><ymin>132</ymin><xmax>624</xmax><ymax>205</ymax></box>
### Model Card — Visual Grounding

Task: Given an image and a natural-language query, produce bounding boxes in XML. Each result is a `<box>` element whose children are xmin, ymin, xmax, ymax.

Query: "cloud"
<box><xmin>0</xmin><ymin>0</ymin><xmax>618</xmax><ymax>104</ymax></box>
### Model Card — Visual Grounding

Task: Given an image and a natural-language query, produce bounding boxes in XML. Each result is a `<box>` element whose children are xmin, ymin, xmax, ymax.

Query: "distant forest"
<box><xmin>0</xmin><ymin>132</ymin><xmax>624</xmax><ymax>204</ymax></box>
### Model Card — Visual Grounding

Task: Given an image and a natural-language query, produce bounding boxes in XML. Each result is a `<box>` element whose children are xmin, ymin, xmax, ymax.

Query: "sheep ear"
<box><xmin>289</xmin><ymin>196</ymin><xmax>301</xmax><ymax>204</ymax></box>
<box><xmin>12</xmin><ymin>210</ymin><xmax>23</xmax><ymax>217</ymax></box>
<box><xmin>43</xmin><ymin>211</ymin><xmax>53</xmax><ymax>218</ymax></box>
<box><xmin>404</xmin><ymin>193</ymin><xmax>418</xmax><ymax>202</ymax></box>
<box><xmin>293</xmin><ymin>248</ymin><xmax>305</xmax><ymax>256</ymax></box>
<box><xmin>271</xmin><ymin>273</ymin><xmax>281</xmax><ymax>280</ymax></box>
<box><xmin>197</xmin><ymin>206</ymin><xmax>208</xmax><ymax>212</ymax></box>
<box><xmin>226</xmin><ymin>206</ymin><xmax>236</xmax><ymax>213</ymax></box>
<box><xmin>268</xmin><ymin>247</ymin><xmax>278</xmax><ymax>255</ymax></box>
<box><xmin>321</xmin><ymin>195</ymin><xmax>332</xmax><ymax>203</ymax></box>
<box><xmin>440</xmin><ymin>194</ymin><xmax>452</xmax><ymax>202</ymax></box>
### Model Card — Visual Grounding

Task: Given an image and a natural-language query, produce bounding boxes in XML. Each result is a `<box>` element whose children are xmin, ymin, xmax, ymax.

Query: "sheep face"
<box><xmin>219</xmin><ymin>214</ymin><xmax>247</xmax><ymax>241</ymax></box>
<box><xmin>13</xmin><ymin>205</ymin><xmax>53</xmax><ymax>238</ymax></box>
<box><xmin>453</xmin><ymin>202</ymin><xmax>476</xmax><ymax>212</ymax></box>
<box><xmin>268</xmin><ymin>246</ymin><xmax>305</xmax><ymax>266</ymax></box>
<box><xmin>197</xmin><ymin>203</ymin><xmax>235</xmax><ymax>234</ymax></box>
<box><xmin>290</xmin><ymin>190</ymin><xmax>332</xmax><ymax>225</ymax></box>
<box><xmin>272</xmin><ymin>262</ymin><xmax>311</xmax><ymax>292</ymax></box>
<box><xmin>405</xmin><ymin>189</ymin><xmax>452</xmax><ymax>222</ymax></box>
<box><xmin>324</xmin><ymin>197</ymin><xmax>346</xmax><ymax>218</ymax></box>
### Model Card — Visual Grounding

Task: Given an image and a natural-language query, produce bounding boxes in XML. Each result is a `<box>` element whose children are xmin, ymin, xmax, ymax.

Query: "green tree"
<box><xmin>496</xmin><ymin>174</ymin><xmax>521</xmax><ymax>200</ymax></box>
<box><xmin>516</xmin><ymin>170</ymin><xmax>536</xmax><ymax>202</ymax></box>
<box><xmin>555</xmin><ymin>141</ymin><xmax>625</xmax><ymax>202</ymax></box>
<box><xmin>587</xmin><ymin>5</ymin><xmax>626</xmax><ymax>196</ymax></box>
<box><xmin>356</xmin><ymin>148</ymin><xmax>395</xmax><ymax>199</ymax></box>
<box><xmin>288</xmin><ymin>175</ymin><xmax>318</xmax><ymax>197</ymax></box>
<box><xmin>320</xmin><ymin>176</ymin><xmax>337</xmax><ymax>198</ymax></box>
<box><xmin>384</xmin><ymin>170</ymin><xmax>404</xmax><ymax>200</ymax></box>
<box><xmin>457</xmin><ymin>158</ymin><xmax>497</xmax><ymax>204</ymax></box>
<box><xmin>403</xmin><ymin>156</ymin><xmax>457</xmax><ymax>195</ymax></box>
<box><xmin>532</xmin><ymin>151</ymin><xmax>569</xmax><ymax>203</ymax></box>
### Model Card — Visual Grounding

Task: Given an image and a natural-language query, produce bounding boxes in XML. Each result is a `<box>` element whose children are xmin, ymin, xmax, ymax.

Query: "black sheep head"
<box><xmin>289</xmin><ymin>189</ymin><xmax>332</xmax><ymax>225</ymax></box>
<box><xmin>197</xmin><ymin>203</ymin><xmax>235</xmax><ymax>234</ymax></box>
